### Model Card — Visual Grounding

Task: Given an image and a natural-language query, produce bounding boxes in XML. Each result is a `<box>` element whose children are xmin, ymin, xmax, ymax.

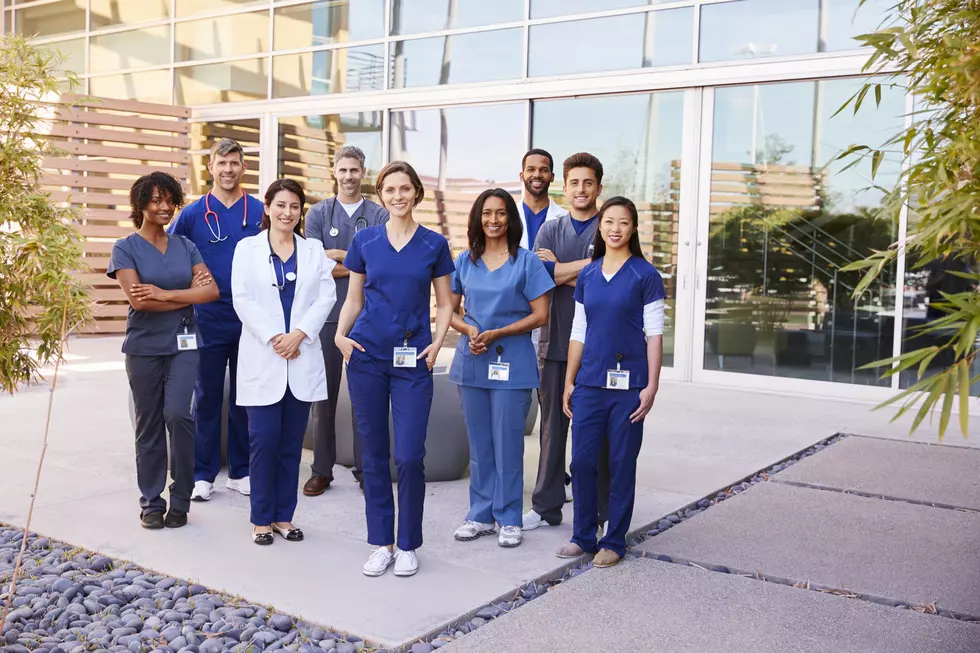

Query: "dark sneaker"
<box><xmin>164</xmin><ymin>509</ymin><xmax>187</xmax><ymax>529</ymax></box>
<box><xmin>141</xmin><ymin>511</ymin><xmax>164</xmax><ymax>530</ymax></box>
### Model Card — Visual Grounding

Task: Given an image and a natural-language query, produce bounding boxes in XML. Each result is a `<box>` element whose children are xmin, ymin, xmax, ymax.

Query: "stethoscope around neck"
<box><xmin>327</xmin><ymin>197</ymin><xmax>368</xmax><ymax>237</ymax></box>
<box><xmin>203</xmin><ymin>189</ymin><xmax>247</xmax><ymax>244</ymax></box>
<box><xmin>267</xmin><ymin>230</ymin><xmax>298</xmax><ymax>291</ymax></box>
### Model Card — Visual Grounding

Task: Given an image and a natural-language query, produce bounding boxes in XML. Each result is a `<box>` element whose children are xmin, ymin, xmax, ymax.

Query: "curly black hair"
<box><xmin>129</xmin><ymin>171</ymin><xmax>185</xmax><ymax>228</ymax></box>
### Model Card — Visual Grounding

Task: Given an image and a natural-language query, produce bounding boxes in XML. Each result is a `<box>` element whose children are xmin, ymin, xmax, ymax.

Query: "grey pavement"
<box><xmin>775</xmin><ymin>435</ymin><xmax>980</xmax><ymax>511</ymax></box>
<box><xmin>637</xmin><ymin>481</ymin><xmax>980</xmax><ymax>618</ymax></box>
<box><xmin>444</xmin><ymin>558</ymin><xmax>980</xmax><ymax>653</ymax></box>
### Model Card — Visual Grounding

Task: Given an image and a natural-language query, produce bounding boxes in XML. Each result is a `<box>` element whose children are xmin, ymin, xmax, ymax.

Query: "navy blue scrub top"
<box><xmin>344</xmin><ymin>224</ymin><xmax>455</xmax><ymax>361</ymax></box>
<box><xmin>271</xmin><ymin>247</ymin><xmax>298</xmax><ymax>333</ymax></box>
<box><xmin>449</xmin><ymin>248</ymin><xmax>555</xmax><ymax>389</ymax></box>
<box><xmin>573</xmin><ymin>256</ymin><xmax>666</xmax><ymax>389</ymax></box>
<box><xmin>107</xmin><ymin>232</ymin><xmax>204</xmax><ymax>356</ymax></box>
<box><xmin>168</xmin><ymin>192</ymin><xmax>264</xmax><ymax>345</ymax></box>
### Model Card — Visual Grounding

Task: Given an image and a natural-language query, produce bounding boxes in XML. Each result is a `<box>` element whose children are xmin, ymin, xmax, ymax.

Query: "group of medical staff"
<box><xmin>110</xmin><ymin>138</ymin><xmax>664</xmax><ymax>575</ymax></box>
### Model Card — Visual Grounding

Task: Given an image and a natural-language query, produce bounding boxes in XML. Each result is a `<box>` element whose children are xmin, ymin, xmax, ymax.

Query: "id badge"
<box><xmin>177</xmin><ymin>333</ymin><xmax>198</xmax><ymax>351</ymax></box>
<box><xmin>606</xmin><ymin>369</ymin><xmax>629</xmax><ymax>390</ymax></box>
<box><xmin>393</xmin><ymin>347</ymin><xmax>417</xmax><ymax>368</ymax></box>
<box><xmin>488</xmin><ymin>362</ymin><xmax>510</xmax><ymax>382</ymax></box>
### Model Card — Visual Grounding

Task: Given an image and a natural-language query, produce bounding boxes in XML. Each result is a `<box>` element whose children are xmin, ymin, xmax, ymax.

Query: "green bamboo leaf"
<box><xmin>939</xmin><ymin>371</ymin><xmax>956</xmax><ymax>439</ymax></box>
<box><xmin>910</xmin><ymin>375</ymin><xmax>946</xmax><ymax>435</ymax></box>
<box><xmin>854</xmin><ymin>85</ymin><xmax>871</xmax><ymax>114</ymax></box>
<box><xmin>871</xmin><ymin>150</ymin><xmax>884</xmax><ymax>180</ymax></box>
<box><xmin>918</xmin><ymin>347</ymin><xmax>942</xmax><ymax>379</ymax></box>
<box><xmin>874</xmin><ymin>83</ymin><xmax>882</xmax><ymax>107</ymax></box>
<box><xmin>958</xmin><ymin>360</ymin><xmax>971</xmax><ymax>438</ymax></box>
<box><xmin>957</xmin><ymin>316</ymin><xmax>980</xmax><ymax>358</ymax></box>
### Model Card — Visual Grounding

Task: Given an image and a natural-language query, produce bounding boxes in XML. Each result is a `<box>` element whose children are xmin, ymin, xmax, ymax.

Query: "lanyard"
<box><xmin>203</xmin><ymin>189</ymin><xmax>247</xmax><ymax>243</ymax></box>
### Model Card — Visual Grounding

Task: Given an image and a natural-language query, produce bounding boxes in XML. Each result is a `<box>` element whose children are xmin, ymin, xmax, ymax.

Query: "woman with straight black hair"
<box><xmin>558</xmin><ymin>196</ymin><xmax>666</xmax><ymax>567</ymax></box>
<box><xmin>447</xmin><ymin>188</ymin><xmax>555</xmax><ymax>548</ymax></box>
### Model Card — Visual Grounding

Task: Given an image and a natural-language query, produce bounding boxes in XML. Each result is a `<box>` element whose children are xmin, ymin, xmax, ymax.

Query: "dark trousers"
<box><xmin>569</xmin><ymin>386</ymin><xmax>645</xmax><ymax>557</ymax></box>
<box><xmin>309</xmin><ymin>322</ymin><xmax>362</xmax><ymax>481</ymax></box>
<box><xmin>533</xmin><ymin>359</ymin><xmax>610</xmax><ymax>524</ymax></box>
<box><xmin>126</xmin><ymin>351</ymin><xmax>199</xmax><ymax>515</ymax></box>
<box><xmin>245</xmin><ymin>387</ymin><xmax>309</xmax><ymax>526</ymax></box>
<box><xmin>194</xmin><ymin>339</ymin><xmax>250</xmax><ymax>482</ymax></box>
<box><xmin>347</xmin><ymin>351</ymin><xmax>432</xmax><ymax>551</ymax></box>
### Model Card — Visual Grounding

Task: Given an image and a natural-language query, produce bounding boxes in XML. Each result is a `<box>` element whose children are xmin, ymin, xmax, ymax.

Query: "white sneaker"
<box><xmin>226</xmin><ymin>476</ymin><xmax>251</xmax><ymax>496</ymax></box>
<box><xmin>565</xmin><ymin>484</ymin><xmax>573</xmax><ymax>503</ymax></box>
<box><xmin>362</xmin><ymin>547</ymin><xmax>394</xmax><ymax>577</ymax></box>
<box><xmin>521</xmin><ymin>510</ymin><xmax>555</xmax><ymax>531</ymax></box>
<box><xmin>191</xmin><ymin>481</ymin><xmax>213</xmax><ymax>502</ymax></box>
<box><xmin>454</xmin><ymin>520</ymin><xmax>496</xmax><ymax>542</ymax></box>
<box><xmin>498</xmin><ymin>526</ymin><xmax>522</xmax><ymax>548</ymax></box>
<box><xmin>393</xmin><ymin>549</ymin><xmax>419</xmax><ymax>577</ymax></box>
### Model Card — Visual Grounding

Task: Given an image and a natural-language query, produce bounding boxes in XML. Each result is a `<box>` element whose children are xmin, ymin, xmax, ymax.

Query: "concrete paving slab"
<box><xmin>775</xmin><ymin>436</ymin><xmax>980</xmax><ymax>511</ymax></box>
<box><xmin>636</xmin><ymin>482</ymin><xmax>980</xmax><ymax>617</ymax></box>
<box><xmin>445</xmin><ymin>559</ymin><xmax>980</xmax><ymax>653</ymax></box>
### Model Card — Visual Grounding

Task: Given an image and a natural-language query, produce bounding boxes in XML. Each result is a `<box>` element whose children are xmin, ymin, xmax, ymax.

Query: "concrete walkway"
<box><xmin>1</xmin><ymin>336</ymin><xmax>978</xmax><ymax>649</ymax></box>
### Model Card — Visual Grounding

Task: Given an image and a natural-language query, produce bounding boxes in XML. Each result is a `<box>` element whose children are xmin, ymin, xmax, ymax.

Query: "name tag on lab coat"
<box><xmin>394</xmin><ymin>347</ymin><xmax>417</xmax><ymax>368</ymax></box>
<box><xmin>488</xmin><ymin>362</ymin><xmax>510</xmax><ymax>382</ymax></box>
<box><xmin>606</xmin><ymin>369</ymin><xmax>629</xmax><ymax>390</ymax></box>
<box><xmin>177</xmin><ymin>333</ymin><xmax>198</xmax><ymax>351</ymax></box>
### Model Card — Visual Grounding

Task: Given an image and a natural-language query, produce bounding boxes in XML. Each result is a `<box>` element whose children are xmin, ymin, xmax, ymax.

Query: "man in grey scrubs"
<box><xmin>303</xmin><ymin>145</ymin><xmax>389</xmax><ymax>495</ymax></box>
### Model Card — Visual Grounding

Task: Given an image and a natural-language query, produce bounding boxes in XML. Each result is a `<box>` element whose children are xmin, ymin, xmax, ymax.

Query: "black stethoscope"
<box><xmin>268</xmin><ymin>231</ymin><xmax>298</xmax><ymax>291</ymax></box>
<box><xmin>203</xmin><ymin>189</ymin><xmax>248</xmax><ymax>244</ymax></box>
<box><xmin>327</xmin><ymin>198</ymin><xmax>369</xmax><ymax>237</ymax></box>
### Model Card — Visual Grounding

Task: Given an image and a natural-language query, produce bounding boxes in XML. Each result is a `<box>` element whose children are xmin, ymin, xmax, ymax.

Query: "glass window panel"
<box><xmin>176</xmin><ymin>58</ymin><xmax>268</xmax><ymax>105</ymax></box>
<box><xmin>703</xmin><ymin>78</ymin><xmax>906</xmax><ymax>385</ymax></box>
<box><xmin>389</xmin><ymin>103</ymin><xmax>526</xmax><ymax>253</ymax></box>
<box><xmin>175</xmin><ymin>0</ymin><xmax>263</xmax><ymax>18</ymax></box>
<box><xmin>532</xmin><ymin>92</ymin><xmax>685</xmax><ymax>367</ymax></box>
<box><xmin>699</xmin><ymin>0</ymin><xmax>890</xmax><ymax>63</ymax></box>
<box><xmin>529</xmin><ymin>9</ymin><xmax>692</xmax><ymax>77</ymax></box>
<box><xmin>90</xmin><ymin>25</ymin><xmax>171</xmax><ymax>73</ymax></box>
<box><xmin>15</xmin><ymin>0</ymin><xmax>86</xmax><ymax>38</ymax></box>
<box><xmin>189</xmin><ymin>119</ymin><xmax>261</xmax><ymax>200</ymax></box>
<box><xmin>89</xmin><ymin>69</ymin><xmax>172</xmax><ymax>104</ymax></box>
<box><xmin>90</xmin><ymin>0</ymin><xmax>170</xmax><ymax>29</ymax></box>
<box><xmin>175</xmin><ymin>11</ymin><xmax>270</xmax><ymax>62</ymax></box>
<box><xmin>532</xmin><ymin>0</ymin><xmax>677</xmax><ymax>20</ymax></box>
<box><xmin>274</xmin><ymin>0</ymin><xmax>385</xmax><ymax>50</ymax></box>
<box><xmin>273</xmin><ymin>45</ymin><xmax>385</xmax><ymax>98</ymax></box>
<box><xmin>390</xmin><ymin>0</ymin><xmax>523</xmax><ymax>35</ymax></box>
<box><xmin>41</xmin><ymin>38</ymin><xmax>85</xmax><ymax>77</ymax></box>
<box><xmin>391</xmin><ymin>28</ymin><xmax>523</xmax><ymax>88</ymax></box>
<box><xmin>277</xmin><ymin>113</ymin><xmax>384</xmax><ymax>205</ymax></box>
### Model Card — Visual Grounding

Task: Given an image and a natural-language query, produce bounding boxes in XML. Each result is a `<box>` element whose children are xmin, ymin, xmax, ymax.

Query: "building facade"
<box><xmin>6</xmin><ymin>0</ymin><xmax>943</xmax><ymax>401</ymax></box>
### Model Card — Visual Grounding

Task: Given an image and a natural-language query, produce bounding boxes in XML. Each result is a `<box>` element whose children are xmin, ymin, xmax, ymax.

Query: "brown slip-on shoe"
<box><xmin>303</xmin><ymin>475</ymin><xmax>330</xmax><ymax>496</ymax></box>
<box><xmin>556</xmin><ymin>542</ymin><xmax>586</xmax><ymax>559</ymax></box>
<box><xmin>593</xmin><ymin>549</ymin><xmax>621</xmax><ymax>568</ymax></box>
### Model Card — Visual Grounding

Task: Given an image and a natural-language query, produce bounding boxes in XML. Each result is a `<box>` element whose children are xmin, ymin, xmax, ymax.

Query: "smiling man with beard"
<box><xmin>519</xmin><ymin>149</ymin><xmax>568</xmax><ymax>251</ymax></box>
<box><xmin>168</xmin><ymin>138</ymin><xmax>264</xmax><ymax>504</ymax></box>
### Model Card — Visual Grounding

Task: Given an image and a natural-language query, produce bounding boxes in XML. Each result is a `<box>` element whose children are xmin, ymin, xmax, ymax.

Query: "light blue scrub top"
<box><xmin>449</xmin><ymin>247</ymin><xmax>555</xmax><ymax>389</ymax></box>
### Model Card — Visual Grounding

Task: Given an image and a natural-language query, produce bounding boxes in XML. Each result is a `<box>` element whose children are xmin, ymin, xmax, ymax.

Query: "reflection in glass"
<box><xmin>91</xmin><ymin>26</ymin><xmax>171</xmax><ymax>73</ymax></box>
<box><xmin>189</xmin><ymin>119</ymin><xmax>261</xmax><ymax>200</ymax></box>
<box><xmin>699</xmin><ymin>0</ymin><xmax>889</xmax><ymax>63</ymax></box>
<box><xmin>391</xmin><ymin>29</ymin><xmax>523</xmax><ymax>88</ymax></box>
<box><xmin>90</xmin><ymin>0</ymin><xmax>170</xmax><ymax>29</ymax></box>
<box><xmin>15</xmin><ymin>0</ymin><xmax>86</xmax><ymax>38</ymax></box>
<box><xmin>390</xmin><ymin>103</ymin><xmax>526</xmax><ymax>253</ymax></box>
<box><xmin>175</xmin><ymin>0</ymin><xmax>263</xmax><ymax>18</ymax></box>
<box><xmin>532</xmin><ymin>92</ymin><xmax>685</xmax><ymax>367</ymax></box>
<box><xmin>390</xmin><ymin>0</ymin><xmax>523</xmax><ymax>35</ymax></box>
<box><xmin>176</xmin><ymin>58</ymin><xmax>268</xmax><ymax>105</ymax></box>
<box><xmin>277</xmin><ymin>114</ymin><xmax>384</xmax><ymax>205</ymax></box>
<box><xmin>89</xmin><ymin>69</ymin><xmax>172</xmax><ymax>104</ymax></box>
<box><xmin>529</xmin><ymin>9</ymin><xmax>692</xmax><ymax>77</ymax></box>
<box><xmin>175</xmin><ymin>11</ymin><xmax>270</xmax><ymax>62</ymax></box>
<box><xmin>532</xmin><ymin>0</ymin><xmax>674</xmax><ymax>20</ymax></box>
<box><xmin>704</xmin><ymin>79</ymin><xmax>905</xmax><ymax>385</ymax></box>
<box><xmin>273</xmin><ymin>45</ymin><xmax>385</xmax><ymax>98</ymax></box>
<box><xmin>43</xmin><ymin>38</ymin><xmax>86</xmax><ymax>77</ymax></box>
<box><xmin>274</xmin><ymin>0</ymin><xmax>385</xmax><ymax>49</ymax></box>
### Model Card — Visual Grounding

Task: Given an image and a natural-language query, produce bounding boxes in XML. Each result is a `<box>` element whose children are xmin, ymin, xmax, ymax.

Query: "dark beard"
<box><xmin>523</xmin><ymin>179</ymin><xmax>549</xmax><ymax>199</ymax></box>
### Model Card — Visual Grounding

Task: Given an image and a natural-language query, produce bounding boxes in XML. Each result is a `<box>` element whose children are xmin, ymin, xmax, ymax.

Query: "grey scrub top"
<box><xmin>107</xmin><ymin>232</ymin><xmax>204</xmax><ymax>356</ymax></box>
<box><xmin>305</xmin><ymin>197</ymin><xmax>388</xmax><ymax>323</ymax></box>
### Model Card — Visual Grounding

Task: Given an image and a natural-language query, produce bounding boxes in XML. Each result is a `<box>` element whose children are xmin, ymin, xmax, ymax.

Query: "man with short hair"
<box><xmin>168</xmin><ymin>137</ymin><xmax>264</xmax><ymax>502</ymax></box>
<box><xmin>524</xmin><ymin>152</ymin><xmax>609</xmax><ymax>531</ymax></box>
<box><xmin>303</xmin><ymin>145</ymin><xmax>389</xmax><ymax>496</ymax></box>
<box><xmin>519</xmin><ymin>149</ymin><xmax>568</xmax><ymax>251</ymax></box>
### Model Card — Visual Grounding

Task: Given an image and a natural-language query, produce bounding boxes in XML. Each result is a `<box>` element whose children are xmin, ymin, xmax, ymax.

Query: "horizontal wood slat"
<box><xmin>55</xmin><ymin>107</ymin><xmax>190</xmax><ymax>133</ymax></box>
<box><xmin>43</xmin><ymin>157</ymin><xmax>188</xmax><ymax>178</ymax></box>
<box><xmin>60</xmin><ymin>93</ymin><xmax>191</xmax><ymax>119</ymax></box>
<box><xmin>49</xmin><ymin>124</ymin><xmax>191</xmax><ymax>149</ymax></box>
<box><xmin>57</xmin><ymin>142</ymin><xmax>188</xmax><ymax>165</ymax></box>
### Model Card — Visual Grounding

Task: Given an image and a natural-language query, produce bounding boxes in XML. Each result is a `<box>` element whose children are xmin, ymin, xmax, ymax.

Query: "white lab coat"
<box><xmin>231</xmin><ymin>233</ymin><xmax>337</xmax><ymax>407</ymax></box>
<box><xmin>519</xmin><ymin>198</ymin><xmax>569</xmax><ymax>250</ymax></box>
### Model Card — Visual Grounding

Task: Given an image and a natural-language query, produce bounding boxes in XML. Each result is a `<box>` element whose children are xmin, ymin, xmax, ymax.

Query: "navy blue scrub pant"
<box><xmin>194</xmin><ymin>337</ymin><xmax>250</xmax><ymax>483</ymax></box>
<box><xmin>569</xmin><ymin>385</ymin><xmax>645</xmax><ymax>558</ymax></box>
<box><xmin>245</xmin><ymin>387</ymin><xmax>309</xmax><ymax>526</ymax></box>
<box><xmin>347</xmin><ymin>351</ymin><xmax>432</xmax><ymax>551</ymax></box>
<box><xmin>458</xmin><ymin>386</ymin><xmax>531</xmax><ymax>527</ymax></box>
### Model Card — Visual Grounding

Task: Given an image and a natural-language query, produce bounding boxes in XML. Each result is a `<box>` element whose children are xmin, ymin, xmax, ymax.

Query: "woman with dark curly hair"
<box><xmin>107</xmin><ymin>171</ymin><xmax>220</xmax><ymax>530</ymax></box>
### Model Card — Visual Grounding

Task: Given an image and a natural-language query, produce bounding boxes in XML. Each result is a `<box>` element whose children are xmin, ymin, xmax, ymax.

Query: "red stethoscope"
<box><xmin>203</xmin><ymin>189</ymin><xmax>247</xmax><ymax>243</ymax></box>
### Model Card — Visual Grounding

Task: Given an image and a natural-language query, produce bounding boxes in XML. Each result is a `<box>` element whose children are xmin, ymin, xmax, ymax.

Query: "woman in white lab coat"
<box><xmin>231</xmin><ymin>178</ymin><xmax>336</xmax><ymax>545</ymax></box>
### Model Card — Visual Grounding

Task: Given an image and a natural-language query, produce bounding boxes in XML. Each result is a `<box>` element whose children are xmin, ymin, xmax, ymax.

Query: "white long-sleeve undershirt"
<box><xmin>570</xmin><ymin>299</ymin><xmax>664</xmax><ymax>344</ymax></box>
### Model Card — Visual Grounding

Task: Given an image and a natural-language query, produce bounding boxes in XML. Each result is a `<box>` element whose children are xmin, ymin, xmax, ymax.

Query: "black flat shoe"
<box><xmin>253</xmin><ymin>530</ymin><xmax>274</xmax><ymax>546</ymax></box>
<box><xmin>272</xmin><ymin>524</ymin><xmax>304</xmax><ymax>541</ymax></box>
<box><xmin>164</xmin><ymin>509</ymin><xmax>187</xmax><ymax>528</ymax></box>
<box><xmin>141</xmin><ymin>511</ymin><xmax>164</xmax><ymax>530</ymax></box>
